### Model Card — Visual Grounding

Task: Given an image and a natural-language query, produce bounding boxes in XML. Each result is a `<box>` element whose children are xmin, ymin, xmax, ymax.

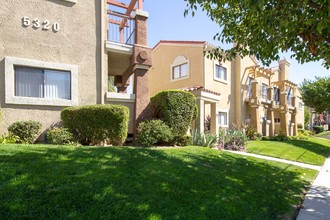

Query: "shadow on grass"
<box><xmin>285</xmin><ymin>139</ymin><xmax>330</xmax><ymax>159</ymax></box>
<box><xmin>0</xmin><ymin>146</ymin><xmax>313</xmax><ymax>219</ymax></box>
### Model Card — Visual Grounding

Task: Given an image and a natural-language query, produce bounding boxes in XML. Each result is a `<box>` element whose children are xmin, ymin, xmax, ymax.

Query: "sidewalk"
<box><xmin>223</xmin><ymin>150</ymin><xmax>330</xmax><ymax>219</ymax></box>
<box><xmin>223</xmin><ymin>150</ymin><xmax>322</xmax><ymax>171</ymax></box>
<box><xmin>297</xmin><ymin>156</ymin><xmax>330</xmax><ymax>220</ymax></box>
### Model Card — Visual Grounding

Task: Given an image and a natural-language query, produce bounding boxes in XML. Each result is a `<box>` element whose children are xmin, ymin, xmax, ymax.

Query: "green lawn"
<box><xmin>0</xmin><ymin>145</ymin><xmax>317</xmax><ymax>219</ymax></box>
<box><xmin>247</xmin><ymin>137</ymin><xmax>330</xmax><ymax>166</ymax></box>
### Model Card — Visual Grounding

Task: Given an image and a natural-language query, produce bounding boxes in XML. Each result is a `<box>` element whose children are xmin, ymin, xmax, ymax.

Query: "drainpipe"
<box><xmin>100</xmin><ymin>0</ymin><xmax>105</xmax><ymax>104</ymax></box>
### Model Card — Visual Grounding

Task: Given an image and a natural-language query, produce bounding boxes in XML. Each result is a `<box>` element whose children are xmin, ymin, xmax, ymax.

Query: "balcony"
<box><xmin>108</xmin><ymin>10</ymin><xmax>135</xmax><ymax>45</ymax></box>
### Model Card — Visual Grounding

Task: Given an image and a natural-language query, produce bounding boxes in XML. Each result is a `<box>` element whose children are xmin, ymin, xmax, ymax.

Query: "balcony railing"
<box><xmin>108</xmin><ymin>11</ymin><xmax>135</xmax><ymax>45</ymax></box>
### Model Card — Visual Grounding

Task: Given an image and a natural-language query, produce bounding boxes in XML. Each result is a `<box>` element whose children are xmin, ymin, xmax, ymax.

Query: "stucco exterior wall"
<box><xmin>0</xmin><ymin>0</ymin><xmax>102</xmax><ymax>136</ymax></box>
<box><xmin>149</xmin><ymin>43</ymin><xmax>205</xmax><ymax>97</ymax></box>
<box><xmin>295</xmin><ymin>89</ymin><xmax>305</xmax><ymax>128</ymax></box>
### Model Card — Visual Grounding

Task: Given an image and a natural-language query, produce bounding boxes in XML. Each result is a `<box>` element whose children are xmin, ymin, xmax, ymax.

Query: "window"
<box><xmin>248</xmin><ymin>77</ymin><xmax>253</xmax><ymax>97</ymax></box>
<box><xmin>299</xmin><ymin>102</ymin><xmax>303</xmax><ymax>109</ymax></box>
<box><xmin>5</xmin><ymin>56</ymin><xmax>78</xmax><ymax>106</ymax></box>
<box><xmin>218</xmin><ymin>111</ymin><xmax>228</xmax><ymax>126</ymax></box>
<box><xmin>273</xmin><ymin>87</ymin><xmax>280</xmax><ymax>102</ymax></box>
<box><xmin>260</xmin><ymin>83</ymin><xmax>268</xmax><ymax>99</ymax></box>
<box><xmin>275</xmin><ymin>118</ymin><xmax>280</xmax><ymax>123</ymax></box>
<box><xmin>214</xmin><ymin>65</ymin><xmax>227</xmax><ymax>81</ymax></box>
<box><xmin>172</xmin><ymin>63</ymin><xmax>188</xmax><ymax>80</ymax></box>
<box><xmin>287</xmin><ymin>88</ymin><xmax>292</xmax><ymax>106</ymax></box>
<box><xmin>15</xmin><ymin>66</ymin><xmax>71</xmax><ymax>100</ymax></box>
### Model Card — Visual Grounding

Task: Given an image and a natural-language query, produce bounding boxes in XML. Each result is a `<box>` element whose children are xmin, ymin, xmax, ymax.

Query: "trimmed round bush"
<box><xmin>313</xmin><ymin>126</ymin><xmax>324</xmax><ymax>134</ymax></box>
<box><xmin>61</xmin><ymin>104</ymin><xmax>129</xmax><ymax>145</ymax></box>
<box><xmin>151</xmin><ymin>90</ymin><xmax>197</xmax><ymax>136</ymax></box>
<box><xmin>47</xmin><ymin>127</ymin><xmax>75</xmax><ymax>145</ymax></box>
<box><xmin>8</xmin><ymin>120</ymin><xmax>42</xmax><ymax>144</ymax></box>
<box><xmin>136</xmin><ymin>119</ymin><xmax>173</xmax><ymax>147</ymax></box>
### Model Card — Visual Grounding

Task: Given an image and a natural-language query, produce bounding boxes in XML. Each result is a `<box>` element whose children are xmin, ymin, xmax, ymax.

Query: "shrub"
<box><xmin>61</xmin><ymin>104</ymin><xmax>129</xmax><ymax>145</ymax></box>
<box><xmin>136</xmin><ymin>119</ymin><xmax>173</xmax><ymax>147</ymax></box>
<box><xmin>171</xmin><ymin>135</ymin><xmax>193</xmax><ymax>146</ymax></box>
<box><xmin>8</xmin><ymin>120</ymin><xmax>42</xmax><ymax>144</ymax></box>
<box><xmin>0</xmin><ymin>133</ymin><xmax>20</xmax><ymax>144</ymax></box>
<box><xmin>313</xmin><ymin>126</ymin><xmax>324</xmax><ymax>134</ymax></box>
<box><xmin>245</xmin><ymin>124</ymin><xmax>257</xmax><ymax>140</ymax></box>
<box><xmin>47</xmin><ymin>127</ymin><xmax>75</xmax><ymax>145</ymax></box>
<box><xmin>220</xmin><ymin>129</ymin><xmax>248</xmax><ymax>151</ymax></box>
<box><xmin>262</xmin><ymin>136</ymin><xmax>271</xmax><ymax>141</ymax></box>
<box><xmin>151</xmin><ymin>90</ymin><xmax>197</xmax><ymax>136</ymax></box>
<box><xmin>192</xmin><ymin>130</ymin><xmax>218</xmax><ymax>148</ymax></box>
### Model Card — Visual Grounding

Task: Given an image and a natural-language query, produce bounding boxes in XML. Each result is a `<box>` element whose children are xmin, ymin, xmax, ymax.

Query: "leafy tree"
<box><xmin>300</xmin><ymin>77</ymin><xmax>330</xmax><ymax>113</ymax></box>
<box><xmin>304</xmin><ymin>106</ymin><xmax>311</xmax><ymax>128</ymax></box>
<box><xmin>184</xmin><ymin>0</ymin><xmax>330</xmax><ymax>68</ymax></box>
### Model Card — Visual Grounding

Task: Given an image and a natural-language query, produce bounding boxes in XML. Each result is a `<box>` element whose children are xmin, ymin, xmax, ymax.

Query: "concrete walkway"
<box><xmin>223</xmin><ymin>150</ymin><xmax>322</xmax><ymax>171</ymax></box>
<box><xmin>297</xmin><ymin>156</ymin><xmax>330</xmax><ymax>220</ymax></box>
<box><xmin>223</xmin><ymin>150</ymin><xmax>330</xmax><ymax>219</ymax></box>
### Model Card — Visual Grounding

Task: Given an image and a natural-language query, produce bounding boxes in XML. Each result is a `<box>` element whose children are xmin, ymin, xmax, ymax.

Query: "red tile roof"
<box><xmin>182</xmin><ymin>85</ymin><xmax>221</xmax><ymax>96</ymax></box>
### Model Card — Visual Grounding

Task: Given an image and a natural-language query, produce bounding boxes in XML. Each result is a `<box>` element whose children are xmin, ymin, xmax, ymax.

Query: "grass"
<box><xmin>0</xmin><ymin>144</ymin><xmax>317</xmax><ymax>219</ymax></box>
<box><xmin>247</xmin><ymin>137</ymin><xmax>330</xmax><ymax>166</ymax></box>
<box><xmin>316</xmin><ymin>130</ymin><xmax>330</xmax><ymax>139</ymax></box>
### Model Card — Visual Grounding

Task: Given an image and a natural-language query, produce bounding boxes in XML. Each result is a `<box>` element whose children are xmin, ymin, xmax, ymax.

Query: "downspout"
<box><xmin>100</xmin><ymin>0</ymin><xmax>105</xmax><ymax>104</ymax></box>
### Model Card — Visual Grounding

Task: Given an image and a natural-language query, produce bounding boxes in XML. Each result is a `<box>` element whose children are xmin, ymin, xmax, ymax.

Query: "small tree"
<box><xmin>301</xmin><ymin>77</ymin><xmax>330</xmax><ymax>113</ymax></box>
<box><xmin>304</xmin><ymin>106</ymin><xmax>311</xmax><ymax>129</ymax></box>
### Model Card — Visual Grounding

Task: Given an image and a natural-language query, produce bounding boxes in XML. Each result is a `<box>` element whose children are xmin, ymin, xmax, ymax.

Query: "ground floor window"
<box><xmin>218</xmin><ymin>111</ymin><xmax>228</xmax><ymax>126</ymax></box>
<box><xmin>15</xmin><ymin>66</ymin><xmax>71</xmax><ymax>100</ymax></box>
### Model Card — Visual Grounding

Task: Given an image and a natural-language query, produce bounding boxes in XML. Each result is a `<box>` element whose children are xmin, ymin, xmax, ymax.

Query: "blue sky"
<box><xmin>143</xmin><ymin>0</ymin><xmax>329</xmax><ymax>85</ymax></box>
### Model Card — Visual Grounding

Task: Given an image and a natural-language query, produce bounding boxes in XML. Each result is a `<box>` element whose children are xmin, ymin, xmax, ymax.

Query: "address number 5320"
<box><xmin>22</xmin><ymin>16</ymin><xmax>60</xmax><ymax>32</ymax></box>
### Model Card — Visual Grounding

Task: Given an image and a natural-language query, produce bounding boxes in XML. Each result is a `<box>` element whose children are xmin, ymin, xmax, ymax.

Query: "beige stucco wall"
<box><xmin>0</xmin><ymin>0</ymin><xmax>103</xmax><ymax>136</ymax></box>
<box><xmin>295</xmin><ymin>89</ymin><xmax>305</xmax><ymax>128</ymax></box>
<box><xmin>149</xmin><ymin>43</ymin><xmax>205</xmax><ymax>97</ymax></box>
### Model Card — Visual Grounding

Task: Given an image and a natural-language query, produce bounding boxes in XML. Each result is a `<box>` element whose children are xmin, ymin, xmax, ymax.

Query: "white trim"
<box><xmin>106</xmin><ymin>92</ymin><xmax>135</xmax><ymax>103</ymax></box>
<box><xmin>64</xmin><ymin>0</ymin><xmax>77</xmax><ymax>3</ymax></box>
<box><xmin>5</xmin><ymin>56</ymin><xmax>78</xmax><ymax>106</ymax></box>
<box><xmin>106</xmin><ymin>41</ymin><xmax>133</xmax><ymax>55</ymax></box>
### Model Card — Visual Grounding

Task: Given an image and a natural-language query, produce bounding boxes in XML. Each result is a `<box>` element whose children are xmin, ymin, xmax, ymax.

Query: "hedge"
<box><xmin>8</xmin><ymin>120</ymin><xmax>42</xmax><ymax>144</ymax></box>
<box><xmin>313</xmin><ymin>126</ymin><xmax>324</xmax><ymax>134</ymax></box>
<box><xmin>151</xmin><ymin>90</ymin><xmax>197</xmax><ymax>136</ymax></box>
<box><xmin>61</xmin><ymin>104</ymin><xmax>129</xmax><ymax>145</ymax></box>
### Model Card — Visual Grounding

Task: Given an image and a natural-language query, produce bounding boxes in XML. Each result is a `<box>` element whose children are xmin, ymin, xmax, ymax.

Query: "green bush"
<box><xmin>151</xmin><ymin>90</ymin><xmax>197</xmax><ymax>136</ymax></box>
<box><xmin>220</xmin><ymin>129</ymin><xmax>248</xmax><ymax>151</ymax></box>
<box><xmin>172</xmin><ymin>135</ymin><xmax>193</xmax><ymax>146</ymax></box>
<box><xmin>245</xmin><ymin>124</ymin><xmax>257</xmax><ymax>140</ymax></box>
<box><xmin>313</xmin><ymin>126</ymin><xmax>324</xmax><ymax>134</ymax></box>
<box><xmin>8</xmin><ymin>121</ymin><xmax>42</xmax><ymax>144</ymax></box>
<box><xmin>192</xmin><ymin>130</ymin><xmax>218</xmax><ymax>148</ymax></box>
<box><xmin>0</xmin><ymin>133</ymin><xmax>20</xmax><ymax>144</ymax></box>
<box><xmin>47</xmin><ymin>127</ymin><xmax>75</xmax><ymax>145</ymax></box>
<box><xmin>136</xmin><ymin>119</ymin><xmax>173</xmax><ymax>147</ymax></box>
<box><xmin>61</xmin><ymin>104</ymin><xmax>129</xmax><ymax>145</ymax></box>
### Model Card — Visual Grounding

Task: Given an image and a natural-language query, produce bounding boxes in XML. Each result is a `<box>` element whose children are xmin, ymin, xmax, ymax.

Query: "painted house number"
<box><xmin>22</xmin><ymin>16</ymin><xmax>60</xmax><ymax>32</ymax></box>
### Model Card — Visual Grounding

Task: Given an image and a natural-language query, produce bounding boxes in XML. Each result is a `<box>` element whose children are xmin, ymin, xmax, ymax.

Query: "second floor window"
<box><xmin>215</xmin><ymin>65</ymin><xmax>227</xmax><ymax>81</ymax></box>
<box><xmin>274</xmin><ymin>87</ymin><xmax>280</xmax><ymax>102</ymax></box>
<box><xmin>260</xmin><ymin>83</ymin><xmax>268</xmax><ymax>99</ymax></box>
<box><xmin>248</xmin><ymin>77</ymin><xmax>253</xmax><ymax>96</ymax></box>
<box><xmin>172</xmin><ymin>63</ymin><xmax>188</xmax><ymax>80</ymax></box>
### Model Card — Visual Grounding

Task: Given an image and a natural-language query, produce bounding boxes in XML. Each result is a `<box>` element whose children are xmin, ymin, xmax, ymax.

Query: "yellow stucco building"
<box><xmin>149</xmin><ymin>41</ymin><xmax>305</xmax><ymax>136</ymax></box>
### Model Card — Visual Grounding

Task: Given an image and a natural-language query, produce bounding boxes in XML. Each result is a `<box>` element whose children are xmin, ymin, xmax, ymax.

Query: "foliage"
<box><xmin>136</xmin><ymin>119</ymin><xmax>173</xmax><ymax>147</ymax></box>
<box><xmin>304</xmin><ymin>106</ymin><xmax>311</xmax><ymax>128</ymax></box>
<box><xmin>8</xmin><ymin>121</ymin><xmax>42</xmax><ymax>144</ymax></box>
<box><xmin>61</xmin><ymin>104</ymin><xmax>129</xmax><ymax>146</ymax></box>
<box><xmin>151</xmin><ymin>90</ymin><xmax>197</xmax><ymax>136</ymax></box>
<box><xmin>0</xmin><ymin>133</ymin><xmax>20</xmax><ymax>144</ymax></box>
<box><xmin>0</xmin><ymin>145</ymin><xmax>317</xmax><ymax>219</ymax></box>
<box><xmin>245</xmin><ymin>124</ymin><xmax>258</xmax><ymax>140</ymax></box>
<box><xmin>301</xmin><ymin>77</ymin><xmax>330</xmax><ymax>112</ymax></box>
<box><xmin>313</xmin><ymin>126</ymin><xmax>324</xmax><ymax>134</ymax></box>
<box><xmin>47</xmin><ymin>127</ymin><xmax>75</xmax><ymax>145</ymax></box>
<box><xmin>192</xmin><ymin>130</ymin><xmax>218</xmax><ymax>147</ymax></box>
<box><xmin>204</xmin><ymin>115</ymin><xmax>211</xmax><ymax>132</ymax></box>
<box><xmin>297</xmin><ymin>129</ymin><xmax>311</xmax><ymax>140</ymax></box>
<box><xmin>172</xmin><ymin>135</ymin><xmax>193</xmax><ymax>146</ymax></box>
<box><xmin>185</xmin><ymin>0</ymin><xmax>330</xmax><ymax>68</ymax></box>
<box><xmin>221</xmin><ymin>129</ymin><xmax>248</xmax><ymax>151</ymax></box>
<box><xmin>108</xmin><ymin>76</ymin><xmax>116</xmax><ymax>92</ymax></box>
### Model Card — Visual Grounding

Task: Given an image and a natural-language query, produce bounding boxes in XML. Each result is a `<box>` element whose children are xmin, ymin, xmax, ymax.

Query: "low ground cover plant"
<box><xmin>221</xmin><ymin>129</ymin><xmax>248</xmax><ymax>151</ymax></box>
<box><xmin>8</xmin><ymin>120</ymin><xmax>42</xmax><ymax>144</ymax></box>
<box><xmin>192</xmin><ymin>130</ymin><xmax>218</xmax><ymax>147</ymax></box>
<box><xmin>0</xmin><ymin>133</ymin><xmax>20</xmax><ymax>144</ymax></box>
<box><xmin>61</xmin><ymin>104</ymin><xmax>129</xmax><ymax>146</ymax></box>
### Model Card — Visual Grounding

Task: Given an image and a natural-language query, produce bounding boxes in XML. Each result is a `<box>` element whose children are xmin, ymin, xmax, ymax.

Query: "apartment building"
<box><xmin>0</xmin><ymin>0</ymin><xmax>152</xmax><ymax>138</ymax></box>
<box><xmin>149</xmin><ymin>41</ymin><xmax>305</xmax><ymax>136</ymax></box>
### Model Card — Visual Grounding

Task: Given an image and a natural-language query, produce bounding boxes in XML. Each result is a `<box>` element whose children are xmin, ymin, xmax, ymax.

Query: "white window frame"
<box><xmin>218</xmin><ymin>110</ymin><xmax>228</xmax><ymax>128</ymax></box>
<box><xmin>5</xmin><ymin>56</ymin><xmax>78</xmax><ymax>106</ymax></box>
<box><xmin>214</xmin><ymin>64</ymin><xmax>227</xmax><ymax>83</ymax></box>
<box><xmin>299</xmin><ymin>101</ymin><xmax>303</xmax><ymax>109</ymax></box>
<box><xmin>170</xmin><ymin>56</ymin><xmax>190</xmax><ymax>81</ymax></box>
